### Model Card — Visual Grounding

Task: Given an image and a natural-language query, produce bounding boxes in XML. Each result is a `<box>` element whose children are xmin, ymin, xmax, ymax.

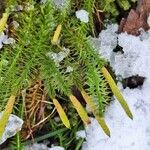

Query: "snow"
<box><xmin>0</xmin><ymin>114</ymin><xmax>23</xmax><ymax>144</ymax></box>
<box><xmin>47</xmin><ymin>47</ymin><xmax>70</xmax><ymax>66</ymax></box>
<box><xmin>76</xmin><ymin>10</ymin><xmax>89</xmax><ymax>23</ymax></box>
<box><xmin>49</xmin><ymin>146</ymin><xmax>64</xmax><ymax>150</ymax></box>
<box><xmin>81</xmin><ymin>25</ymin><xmax>150</xmax><ymax>150</ymax></box>
<box><xmin>0</xmin><ymin>32</ymin><xmax>15</xmax><ymax>49</ymax></box>
<box><xmin>91</xmin><ymin>24</ymin><xmax>150</xmax><ymax>78</ymax></box>
<box><xmin>76</xmin><ymin>130</ymin><xmax>86</xmax><ymax>139</ymax></box>
<box><xmin>26</xmin><ymin>143</ymin><xmax>64</xmax><ymax>150</ymax></box>
<box><xmin>66</xmin><ymin>66</ymin><xmax>73</xmax><ymax>73</ymax></box>
<box><xmin>82</xmin><ymin>81</ymin><xmax>150</xmax><ymax>150</ymax></box>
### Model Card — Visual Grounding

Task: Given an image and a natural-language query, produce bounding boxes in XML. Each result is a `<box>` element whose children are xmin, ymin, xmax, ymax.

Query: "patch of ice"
<box><xmin>0</xmin><ymin>113</ymin><xmax>23</xmax><ymax>144</ymax></box>
<box><xmin>76</xmin><ymin>10</ymin><xmax>89</xmax><ymax>23</ymax></box>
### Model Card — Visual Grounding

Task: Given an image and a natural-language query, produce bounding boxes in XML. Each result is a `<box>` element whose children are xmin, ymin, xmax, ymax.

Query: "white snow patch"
<box><xmin>91</xmin><ymin>24</ymin><xmax>118</xmax><ymax>62</ymax></box>
<box><xmin>26</xmin><ymin>143</ymin><xmax>64</xmax><ymax>150</ymax></box>
<box><xmin>0</xmin><ymin>32</ymin><xmax>15</xmax><ymax>49</ymax></box>
<box><xmin>76</xmin><ymin>130</ymin><xmax>86</xmax><ymax>139</ymax></box>
<box><xmin>82</xmin><ymin>80</ymin><xmax>150</xmax><ymax>150</ymax></box>
<box><xmin>0</xmin><ymin>114</ymin><xmax>23</xmax><ymax>144</ymax></box>
<box><xmin>66</xmin><ymin>66</ymin><xmax>73</xmax><ymax>73</ymax></box>
<box><xmin>76</xmin><ymin>10</ymin><xmax>89</xmax><ymax>23</ymax></box>
<box><xmin>47</xmin><ymin>47</ymin><xmax>70</xmax><ymax>66</ymax></box>
<box><xmin>82</xmin><ymin>25</ymin><xmax>150</xmax><ymax>150</ymax></box>
<box><xmin>50</xmin><ymin>146</ymin><xmax>64</xmax><ymax>150</ymax></box>
<box><xmin>92</xmin><ymin>24</ymin><xmax>150</xmax><ymax>78</ymax></box>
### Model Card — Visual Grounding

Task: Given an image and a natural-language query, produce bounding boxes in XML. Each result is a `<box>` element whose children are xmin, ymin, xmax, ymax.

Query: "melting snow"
<box><xmin>80</xmin><ymin>24</ymin><xmax>150</xmax><ymax>150</ymax></box>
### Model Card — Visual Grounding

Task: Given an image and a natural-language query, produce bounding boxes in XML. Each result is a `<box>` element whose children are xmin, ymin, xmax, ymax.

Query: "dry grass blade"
<box><xmin>22</xmin><ymin>81</ymin><xmax>47</xmax><ymax>139</ymax></box>
<box><xmin>101</xmin><ymin>67</ymin><xmax>133</xmax><ymax>119</ymax></box>
<box><xmin>52</xmin><ymin>98</ymin><xmax>71</xmax><ymax>129</ymax></box>
<box><xmin>0</xmin><ymin>95</ymin><xmax>16</xmax><ymax>138</ymax></box>
<box><xmin>51</xmin><ymin>24</ymin><xmax>62</xmax><ymax>45</ymax></box>
<box><xmin>81</xmin><ymin>90</ymin><xmax>110</xmax><ymax>137</ymax></box>
<box><xmin>0</xmin><ymin>12</ymin><xmax>9</xmax><ymax>33</ymax></box>
<box><xmin>69</xmin><ymin>94</ymin><xmax>91</xmax><ymax>125</ymax></box>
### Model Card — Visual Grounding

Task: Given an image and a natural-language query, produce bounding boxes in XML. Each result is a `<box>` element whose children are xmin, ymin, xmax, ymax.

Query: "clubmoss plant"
<box><xmin>97</xmin><ymin>0</ymin><xmax>137</xmax><ymax>17</ymax></box>
<box><xmin>0</xmin><ymin>0</ymin><xmax>133</xmax><ymax>147</ymax></box>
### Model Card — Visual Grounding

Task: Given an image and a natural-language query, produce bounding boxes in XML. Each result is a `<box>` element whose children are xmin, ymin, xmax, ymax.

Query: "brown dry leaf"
<box><xmin>119</xmin><ymin>0</ymin><xmax>150</xmax><ymax>35</ymax></box>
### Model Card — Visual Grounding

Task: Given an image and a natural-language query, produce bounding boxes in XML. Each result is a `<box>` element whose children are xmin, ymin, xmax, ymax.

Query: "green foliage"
<box><xmin>0</xmin><ymin>0</ymin><xmax>133</xmax><ymax>147</ymax></box>
<box><xmin>97</xmin><ymin>0</ymin><xmax>137</xmax><ymax>17</ymax></box>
